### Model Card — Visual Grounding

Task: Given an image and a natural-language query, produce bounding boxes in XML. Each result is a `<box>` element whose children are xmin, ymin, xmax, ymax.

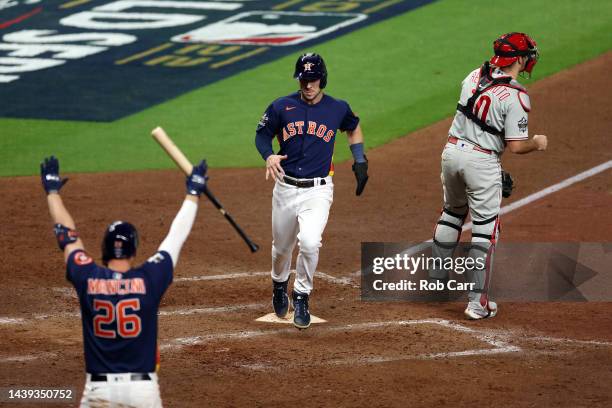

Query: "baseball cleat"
<box><xmin>292</xmin><ymin>291</ymin><xmax>311</xmax><ymax>329</ymax></box>
<box><xmin>464</xmin><ymin>300</ymin><xmax>498</xmax><ymax>320</ymax></box>
<box><xmin>272</xmin><ymin>279</ymin><xmax>289</xmax><ymax>318</ymax></box>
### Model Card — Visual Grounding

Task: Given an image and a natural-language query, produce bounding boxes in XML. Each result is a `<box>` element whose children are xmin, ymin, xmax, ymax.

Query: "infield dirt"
<box><xmin>1</xmin><ymin>52</ymin><xmax>611</xmax><ymax>408</ymax></box>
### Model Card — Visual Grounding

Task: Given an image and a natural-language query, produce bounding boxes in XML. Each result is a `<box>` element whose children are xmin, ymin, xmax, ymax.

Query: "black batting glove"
<box><xmin>40</xmin><ymin>155</ymin><xmax>68</xmax><ymax>194</ymax></box>
<box><xmin>352</xmin><ymin>156</ymin><xmax>369</xmax><ymax>196</ymax></box>
<box><xmin>501</xmin><ymin>170</ymin><xmax>514</xmax><ymax>198</ymax></box>
<box><xmin>186</xmin><ymin>159</ymin><xmax>208</xmax><ymax>196</ymax></box>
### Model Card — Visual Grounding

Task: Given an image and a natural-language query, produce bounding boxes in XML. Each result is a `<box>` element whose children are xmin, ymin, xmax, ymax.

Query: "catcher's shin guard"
<box><xmin>467</xmin><ymin>215</ymin><xmax>500</xmax><ymax>305</ymax></box>
<box><xmin>431</xmin><ymin>207</ymin><xmax>467</xmax><ymax>280</ymax></box>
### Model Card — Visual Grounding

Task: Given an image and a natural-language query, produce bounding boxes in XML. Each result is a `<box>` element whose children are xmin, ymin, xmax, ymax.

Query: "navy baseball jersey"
<box><xmin>256</xmin><ymin>92</ymin><xmax>359</xmax><ymax>178</ymax></box>
<box><xmin>66</xmin><ymin>249</ymin><xmax>173</xmax><ymax>373</ymax></box>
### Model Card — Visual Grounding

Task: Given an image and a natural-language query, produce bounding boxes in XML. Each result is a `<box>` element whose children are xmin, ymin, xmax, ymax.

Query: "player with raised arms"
<box><xmin>41</xmin><ymin>155</ymin><xmax>208</xmax><ymax>407</ymax></box>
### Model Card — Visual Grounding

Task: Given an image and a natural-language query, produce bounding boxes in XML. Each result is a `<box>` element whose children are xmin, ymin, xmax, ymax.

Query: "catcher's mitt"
<box><xmin>501</xmin><ymin>170</ymin><xmax>514</xmax><ymax>198</ymax></box>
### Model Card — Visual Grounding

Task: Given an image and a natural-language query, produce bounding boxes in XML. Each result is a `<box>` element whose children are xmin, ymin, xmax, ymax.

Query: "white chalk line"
<box><xmin>463</xmin><ymin>159</ymin><xmax>612</xmax><ymax>232</ymax></box>
<box><xmin>361</xmin><ymin>159</ymin><xmax>612</xmax><ymax>262</ymax></box>
<box><xmin>16</xmin><ymin>270</ymin><xmax>352</xmax><ymax>328</ymax></box>
<box><xmin>52</xmin><ymin>287</ymin><xmax>77</xmax><ymax>298</ymax></box>
<box><xmin>16</xmin><ymin>161</ymin><xmax>612</xmax><ymax>304</ymax></box>
<box><xmin>4</xmin><ymin>318</ymin><xmax>611</xmax><ymax>365</ymax></box>
<box><xmin>162</xmin><ymin>318</ymin><xmax>513</xmax><ymax>351</ymax></box>
<box><xmin>0</xmin><ymin>317</ymin><xmax>26</xmax><ymax>324</ymax></box>
<box><xmin>316</xmin><ymin>271</ymin><xmax>359</xmax><ymax>287</ymax></box>
<box><xmin>234</xmin><ymin>322</ymin><xmax>612</xmax><ymax>372</ymax></box>
<box><xmin>45</xmin><ymin>271</ymin><xmax>268</xmax><ymax>295</ymax></box>
<box><xmin>158</xmin><ymin>303</ymin><xmax>264</xmax><ymax>317</ymax></box>
<box><xmin>45</xmin><ymin>269</ymin><xmax>356</xmax><ymax>309</ymax></box>
<box><xmin>175</xmin><ymin>270</ymin><xmax>354</xmax><ymax>286</ymax></box>
<box><xmin>174</xmin><ymin>271</ymin><xmax>268</xmax><ymax>282</ymax></box>
<box><xmin>5</xmin><ymin>162</ymin><xmax>610</xmax><ymax>363</ymax></box>
<box><xmin>515</xmin><ymin>335</ymin><xmax>612</xmax><ymax>347</ymax></box>
<box><xmin>163</xmin><ymin>319</ymin><xmax>522</xmax><ymax>371</ymax></box>
<box><xmin>0</xmin><ymin>352</ymin><xmax>57</xmax><ymax>363</ymax></box>
<box><xmin>0</xmin><ymin>303</ymin><xmax>266</xmax><ymax>326</ymax></box>
<box><xmin>441</xmin><ymin>325</ymin><xmax>612</xmax><ymax>348</ymax></box>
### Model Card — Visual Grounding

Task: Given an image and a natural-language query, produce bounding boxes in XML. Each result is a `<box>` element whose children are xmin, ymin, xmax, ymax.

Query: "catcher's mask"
<box><xmin>294</xmin><ymin>53</ymin><xmax>327</xmax><ymax>88</ymax></box>
<box><xmin>490</xmin><ymin>32</ymin><xmax>539</xmax><ymax>74</ymax></box>
<box><xmin>102</xmin><ymin>221</ymin><xmax>139</xmax><ymax>265</ymax></box>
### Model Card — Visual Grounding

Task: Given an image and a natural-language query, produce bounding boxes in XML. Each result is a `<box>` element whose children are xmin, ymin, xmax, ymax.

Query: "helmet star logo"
<box><xmin>303</xmin><ymin>62</ymin><xmax>314</xmax><ymax>71</ymax></box>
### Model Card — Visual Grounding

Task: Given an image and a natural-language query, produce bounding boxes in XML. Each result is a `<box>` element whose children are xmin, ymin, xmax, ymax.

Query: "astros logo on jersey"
<box><xmin>75</xmin><ymin>252</ymin><xmax>93</xmax><ymax>266</ymax></box>
<box><xmin>282</xmin><ymin>120</ymin><xmax>335</xmax><ymax>143</ymax></box>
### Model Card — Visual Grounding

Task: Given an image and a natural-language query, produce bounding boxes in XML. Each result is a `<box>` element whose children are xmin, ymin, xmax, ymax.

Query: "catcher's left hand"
<box><xmin>352</xmin><ymin>157</ymin><xmax>369</xmax><ymax>196</ymax></box>
<box><xmin>501</xmin><ymin>170</ymin><xmax>514</xmax><ymax>198</ymax></box>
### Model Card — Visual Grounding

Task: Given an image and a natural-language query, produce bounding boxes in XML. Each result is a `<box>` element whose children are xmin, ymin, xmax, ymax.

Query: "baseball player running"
<box><xmin>41</xmin><ymin>155</ymin><xmax>208</xmax><ymax>407</ymax></box>
<box><xmin>255</xmin><ymin>53</ymin><xmax>369</xmax><ymax>329</ymax></box>
<box><xmin>431</xmin><ymin>33</ymin><xmax>548</xmax><ymax>319</ymax></box>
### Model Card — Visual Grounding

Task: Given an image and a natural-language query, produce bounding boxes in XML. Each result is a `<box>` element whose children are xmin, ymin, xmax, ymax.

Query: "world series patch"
<box><xmin>518</xmin><ymin>117</ymin><xmax>528</xmax><ymax>133</ymax></box>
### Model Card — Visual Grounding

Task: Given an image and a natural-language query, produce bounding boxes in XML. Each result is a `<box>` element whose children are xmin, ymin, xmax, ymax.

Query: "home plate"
<box><xmin>256</xmin><ymin>312</ymin><xmax>327</xmax><ymax>324</ymax></box>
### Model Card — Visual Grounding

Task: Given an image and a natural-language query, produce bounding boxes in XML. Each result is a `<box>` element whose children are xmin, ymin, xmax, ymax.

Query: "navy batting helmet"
<box><xmin>294</xmin><ymin>53</ymin><xmax>327</xmax><ymax>88</ymax></box>
<box><xmin>102</xmin><ymin>221</ymin><xmax>139</xmax><ymax>265</ymax></box>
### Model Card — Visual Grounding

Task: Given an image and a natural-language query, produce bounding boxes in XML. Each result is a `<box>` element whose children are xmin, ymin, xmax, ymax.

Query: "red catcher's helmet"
<box><xmin>490</xmin><ymin>32</ymin><xmax>539</xmax><ymax>74</ymax></box>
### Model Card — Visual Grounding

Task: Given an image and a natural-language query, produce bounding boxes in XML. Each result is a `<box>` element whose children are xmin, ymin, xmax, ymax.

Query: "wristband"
<box><xmin>350</xmin><ymin>143</ymin><xmax>366</xmax><ymax>163</ymax></box>
<box><xmin>53</xmin><ymin>224</ymin><xmax>79</xmax><ymax>250</ymax></box>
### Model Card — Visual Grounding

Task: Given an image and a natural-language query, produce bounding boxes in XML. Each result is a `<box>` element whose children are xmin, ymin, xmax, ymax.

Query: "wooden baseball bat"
<box><xmin>151</xmin><ymin>126</ymin><xmax>260</xmax><ymax>253</ymax></box>
<box><xmin>151</xmin><ymin>126</ymin><xmax>192</xmax><ymax>175</ymax></box>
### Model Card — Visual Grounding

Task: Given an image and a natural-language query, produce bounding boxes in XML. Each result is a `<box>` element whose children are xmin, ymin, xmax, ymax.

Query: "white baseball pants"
<box><xmin>433</xmin><ymin>141</ymin><xmax>502</xmax><ymax>303</ymax></box>
<box><xmin>79</xmin><ymin>373</ymin><xmax>162</xmax><ymax>408</ymax></box>
<box><xmin>271</xmin><ymin>176</ymin><xmax>333</xmax><ymax>294</ymax></box>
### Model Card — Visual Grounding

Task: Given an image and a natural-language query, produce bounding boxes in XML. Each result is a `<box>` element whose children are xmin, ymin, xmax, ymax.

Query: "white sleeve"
<box><xmin>504</xmin><ymin>93</ymin><xmax>530</xmax><ymax>141</ymax></box>
<box><xmin>158</xmin><ymin>199</ymin><xmax>198</xmax><ymax>267</ymax></box>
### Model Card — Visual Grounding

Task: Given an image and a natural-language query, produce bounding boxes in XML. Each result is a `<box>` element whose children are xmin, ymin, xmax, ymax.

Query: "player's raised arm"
<box><xmin>347</xmin><ymin>123</ymin><xmax>369</xmax><ymax>196</ymax></box>
<box><xmin>40</xmin><ymin>156</ymin><xmax>84</xmax><ymax>263</ymax></box>
<box><xmin>158</xmin><ymin>160</ymin><xmax>208</xmax><ymax>267</ymax></box>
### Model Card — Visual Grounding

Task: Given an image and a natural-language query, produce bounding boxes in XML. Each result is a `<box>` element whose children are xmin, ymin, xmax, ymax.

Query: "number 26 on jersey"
<box><xmin>93</xmin><ymin>299</ymin><xmax>142</xmax><ymax>338</ymax></box>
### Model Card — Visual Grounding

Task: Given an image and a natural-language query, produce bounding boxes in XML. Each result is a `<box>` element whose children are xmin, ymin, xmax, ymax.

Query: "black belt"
<box><xmin>91</xmin><ymin>373</ymin><xmax>151</xmax><ymax>382</ymax></box>
<box><xmin>283</xmin><ymin>176</ymin><xmax>326</xmax><ymax>188</ymax></box>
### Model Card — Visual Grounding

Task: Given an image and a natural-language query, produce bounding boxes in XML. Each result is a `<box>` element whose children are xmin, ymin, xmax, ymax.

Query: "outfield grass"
<box><xmin>2</xmin><ymin>0</ymin><xmax>611</xmax><ymax>176</ymax></box>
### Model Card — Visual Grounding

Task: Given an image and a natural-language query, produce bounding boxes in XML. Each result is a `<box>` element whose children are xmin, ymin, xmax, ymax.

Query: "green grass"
<box><xmin>2</xmin><ymin>0</ymin><xmax>611</xmax><ymax>176</ymax></box>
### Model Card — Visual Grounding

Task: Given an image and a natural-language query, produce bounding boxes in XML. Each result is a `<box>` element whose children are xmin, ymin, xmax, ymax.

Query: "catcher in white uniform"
<box><xmin>431</xmin><ymin>32</ymin><xmax>548</xmax><ymax>319</ymax></box>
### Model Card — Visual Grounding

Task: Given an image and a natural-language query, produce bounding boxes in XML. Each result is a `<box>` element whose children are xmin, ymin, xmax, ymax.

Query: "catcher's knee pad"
<box><xmin>471</xmin><ymin>214</ymin><xmax>500</xmax><ymax>248</ymax></box>
<box><xmin>433</xmin><ymin>207</ymin><xmax>467</xmax><ymax>248</ymax></box>
<box><xmin>431</xmin><ymin>207</ymin><xmax>466</xmax><ymax>280</ymax></box>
